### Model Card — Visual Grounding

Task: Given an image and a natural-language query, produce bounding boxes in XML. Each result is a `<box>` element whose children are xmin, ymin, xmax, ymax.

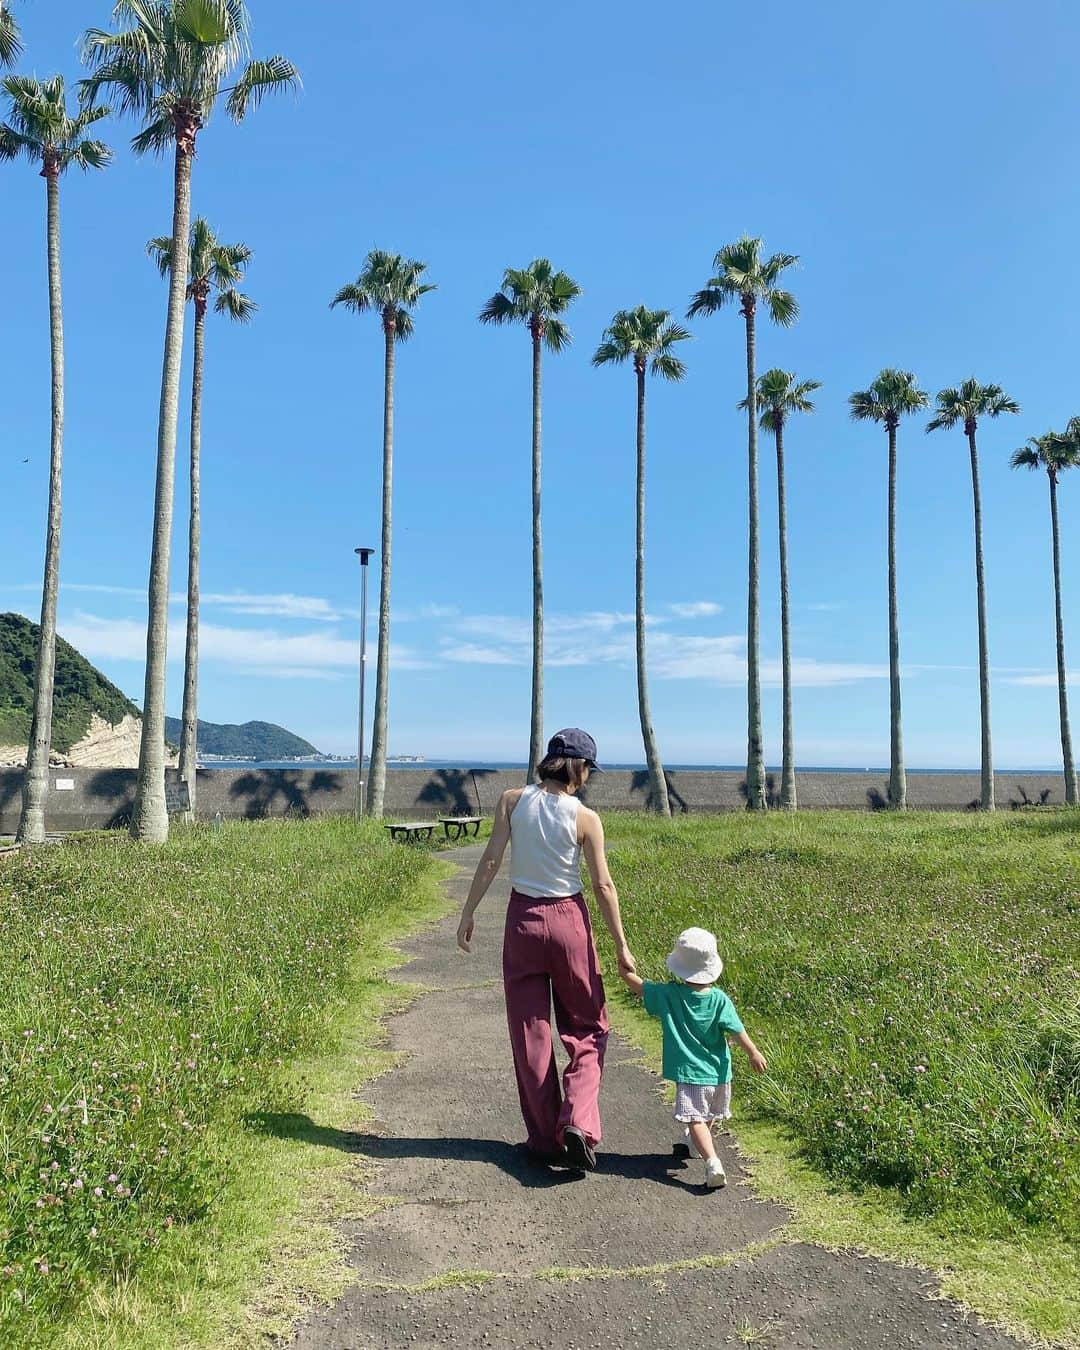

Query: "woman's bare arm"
<box><xmin>580</xmin><ymin>808</ymin><xmax>635</xmax><ymax>974</ymax></box>
<box><xmin>456</xmin><ymin>789</ymin><xmax>519</xmax><ymax>952</ymax></box>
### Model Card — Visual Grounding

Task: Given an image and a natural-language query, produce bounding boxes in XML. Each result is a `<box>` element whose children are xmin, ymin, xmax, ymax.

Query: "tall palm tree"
<box><xmin>1</xmin><ymin>76</ymin><xmax>109</xmax><ymax>845</ymax></box>
<box><xmin>0</xmin><ymin>1</ymin><xmax>21</xmax><ymax>68</ymax></box>
<box><xmin>740</xmin><ymin>369</ymin><xmax>820</xmax><ymax>811</ymax></box>
<box><xmin>147</xmin><ymin>219</ymin><xmax>255</xmax><ymax>821</ymax></box>
<box><xmin>332</xmin><ymin>251</ymin><xmax>436</xmax><ymax>819</ymax></box>
<box><xmin>592</xmin><ymin>306</ymin><xmax>690</xmax><ymax>818</ymax></box>
<box><xmin>688</xmin><ymin>237</ymin><xmax>798</xmax><ymax>811</ymax></box>
<box><xmin>849</xmin><ymin>370</ymin><xmax>929</xmax><ymax>810</ymax></box>
<box><xmin>1011</xmin><ymin>430</ymin><xmax>1080</xmax><ymax>805</ymax></box>
<box><xmin>81</xmin><ymin>1</ymin><xmax>298</xmax><ymax>843</ymax></box>
<box><xmin>927</xmin><ymin>380</ymin><xmax>1020</xmax><ymax>811</ymax></box>
<box><xmin>479</xmin><ymin>259</ymin><xmax>581</xmax><ymax>779</ymax></box>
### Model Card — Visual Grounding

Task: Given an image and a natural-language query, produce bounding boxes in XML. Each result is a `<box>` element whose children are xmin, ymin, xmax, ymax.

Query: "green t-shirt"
<box><xmin>642</xmin><ymin>980</ymin><xmax>745</xmax><ymax>1085</ymax></box>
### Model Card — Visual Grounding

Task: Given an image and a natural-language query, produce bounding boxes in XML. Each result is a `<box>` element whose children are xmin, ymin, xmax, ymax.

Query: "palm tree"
<box><xmin>479</xmin><ymin>259</ymin><xmax>581</xmax><ymax>779</ymax></box>
<box><xmin>332</xmin><ymin>251</ymin><xmax>436</xmax><ymax>819</ymax></box>
<box><xmin>147</xmin><ymin>219</ymin><xmax>255</xmax><ymax>821</ymax></box>
<box><xmin>927</xmin><ymin>380</ymin><xmax>1020</xmax><ymax>811</ymax></box>
<box><xmin>1011</xmin><ymin>430</ymin><xmax>1080</xmax><ymax>805</ymax></box>
<box><xmin>740</xmin><ymin>369</ymin><xmax>820</xmax><ymax>811</ymax></box>
<box><xmin>849</xmin><ymin>370</ymin><xmax>929</xmax><ymax>810</ymax></box>
<box><xmin>688</xmin><ymin>237</ymin><xmax>798</xmax><ymax>811</ymax></box>
<box><xmin>1</xmin><ymin>76</ymin><xmax>109</xmax><ymax>845</ymax></box>
<box><xmin>0</xmin><ymin>2</ymin><xmax>21</xmax><ymax>68</ymax></box>
<box><xmin>592</xmin><ymin>306</ymin><xmax>690</xmax><ymax>817</ymax></box>
<box><xmin>81</xmin><ymin>1</ymin><xmax>298</xmax><ymax>842</ymax></box>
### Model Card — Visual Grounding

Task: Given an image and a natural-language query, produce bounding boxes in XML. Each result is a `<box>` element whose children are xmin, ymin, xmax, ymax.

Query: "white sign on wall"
<box><xmin>54</xmin><ymin>779</ymin><xmax>75</xmax><ymax>791</ymax></box>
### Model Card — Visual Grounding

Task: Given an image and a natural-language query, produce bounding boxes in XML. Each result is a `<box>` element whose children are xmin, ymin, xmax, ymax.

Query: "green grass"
<box><xmin>0</xmin><ymin>818</ymin><xmax>446</xmax><ymax>1348</ymax></box>
<box><xmin>598</xmin><ymin>810</ymin><xmax>1080</xmax><ymax>1345</ymax></box>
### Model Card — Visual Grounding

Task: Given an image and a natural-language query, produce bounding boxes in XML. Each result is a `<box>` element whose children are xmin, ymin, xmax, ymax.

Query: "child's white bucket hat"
<box><xmin>666</xmin><ymin>927</ymin><xmax>723</xmax><ymax>984</ymax></box>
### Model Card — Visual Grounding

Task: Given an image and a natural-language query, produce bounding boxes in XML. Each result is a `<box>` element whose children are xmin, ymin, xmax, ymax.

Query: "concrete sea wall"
<box><xmin>0</xmin><ymin>765</ymin><xmax>1068</xmax><ymax>834</ymax></box>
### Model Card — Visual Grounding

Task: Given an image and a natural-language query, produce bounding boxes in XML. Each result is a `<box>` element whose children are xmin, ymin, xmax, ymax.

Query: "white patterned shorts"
<box><xmin>674</xmin><ymin>1081</ymin><xmax>732</xmax><ymax>1123</ymax></box>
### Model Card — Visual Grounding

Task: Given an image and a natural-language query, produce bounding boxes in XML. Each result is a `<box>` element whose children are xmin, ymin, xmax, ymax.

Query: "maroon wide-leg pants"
<box><xmin>502</xmin><ymin>889</ymin><xmax>610</xmax><ymax>1152</ymax></box>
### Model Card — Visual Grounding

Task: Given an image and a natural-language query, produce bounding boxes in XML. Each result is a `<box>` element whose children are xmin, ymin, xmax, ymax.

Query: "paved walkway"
<box><xmin>288</xmin><ymin>846</ymin><xmax>1023</xmax><ymax>1350</ymax></box>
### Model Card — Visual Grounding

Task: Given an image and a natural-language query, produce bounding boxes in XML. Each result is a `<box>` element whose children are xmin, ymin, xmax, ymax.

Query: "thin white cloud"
<box><xmin>1004</xmin><ymin>672</ymin><xmax>1079</xmax><ymax>687</ymax></box>
<box><xmin>441</xmin><ymin>643</ymin><xmax>521</xmax><ymax>666</ymax></box>
<box><xmin>669</xmin><ymin>601</ymin><xmax>723</xmax><ymax>619</ymax></box>
<box><xmin>58</xmin><ymin>612</ymin><xmax>429</xmax><ymax>676</ymax></box>
<box><xmin>199</xmin><ymin>592</ymin><xmax>346</xmax><ymax>622</ymax></box>
<box><xmin>804</xmin><ymin>602</ymin><xmax>844</xmax><ymax>612</ymax></box>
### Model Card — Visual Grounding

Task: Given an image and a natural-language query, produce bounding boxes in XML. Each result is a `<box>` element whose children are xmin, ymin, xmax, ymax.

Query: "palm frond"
<box><xmin>768</xmin><ymin>288</ymin><xmax>798</xmax><ymax>326</ymax></box>
<box><xmin>394</xmin><ymin>307</ymin><xmax>415</xmax><ymax>342</ymax></box>
<box><xmin>543</xmin><ymin>317</ymin><xmax>571</xmax><ymax>352</ymax></box>
<box><xmin>478</xmin><ymin>290</ymin><xmax>520</xmax><ymax>325</ymax></box>
<box><xmin>146</xmin><ymin>233</ymin><xmax>174</xmax><ymax>276</ymax></box>
<box><xmin>225</xmin><ymin>54</ymin><xmax>299</xmax><ymax>120</ymax></box>
<box><xmin>928</xmin><ymin>379</ymin><xmax>1021</xmax><ymax>434</ymax></box>
<box><xmin>652</xmin><ymin>351</ymin><xmax>686</xmax><ymax>381</ymax></box>
<box><xmin>0</xmin><ymin>8</ymin><xmax>23</xmax><ymax>69</ymax></box>
<box><xmin>687</xmin><ymin>284</ymin><xmax>728</xmax><ymax>319</ymax></box>
<box><xmin>213</xmin><ymin>286</ymin><xmax>256</xmax><ymax>322</ymax></box>
<box><xmin>72</xmin><ymin>138</ymin><xmax>112</xmax><ymax>170</ymax></box>
<box><xmin>591</xmin><ymin>338</ymin><xmax>627</xmax><ymax>368</ymax></box>
<box><xmin>130</xmin><ymin>110</ymin><xmax>175</xmax><ymax>155</ymax></box>
<box><xmin>330</xmin><ymin>281</ymin><xmax>373</xmax><ymax>313</ymax></box>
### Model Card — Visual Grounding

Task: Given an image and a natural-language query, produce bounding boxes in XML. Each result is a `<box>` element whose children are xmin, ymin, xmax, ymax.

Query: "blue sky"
<box><xmin>3</xmin><ymin>0</ymin><xmax>1080</xmax><ymax>767</ymax></box>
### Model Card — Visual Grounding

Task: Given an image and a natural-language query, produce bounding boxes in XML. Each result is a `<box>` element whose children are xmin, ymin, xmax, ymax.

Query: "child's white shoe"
<box><xmin>705</xmin><ymin>1157</ymin><xmax>727</xmax><ymax>1189</ymax></box>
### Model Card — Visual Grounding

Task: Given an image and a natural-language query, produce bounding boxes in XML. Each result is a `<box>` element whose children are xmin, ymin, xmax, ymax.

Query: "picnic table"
<box><xmin>439</xmin><ymin>816</ymin><xmax>483</xmax><ymax>840</ymax></box>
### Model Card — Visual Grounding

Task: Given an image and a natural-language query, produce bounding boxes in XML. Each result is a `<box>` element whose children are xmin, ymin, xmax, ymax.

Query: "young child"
<box><xmin>621</xmin><ymin>926</ymin><xmax>767</xmax><ymax>1189</ymax></box>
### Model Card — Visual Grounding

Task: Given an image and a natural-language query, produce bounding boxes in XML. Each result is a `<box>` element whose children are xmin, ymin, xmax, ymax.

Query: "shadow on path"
<box><xmin>245</xmin><ymin>1111</ymin><xmax>698</xmax><ymax>1192</ymax></box>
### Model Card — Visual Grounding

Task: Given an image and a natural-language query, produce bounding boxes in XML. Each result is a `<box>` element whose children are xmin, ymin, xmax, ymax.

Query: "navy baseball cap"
<box><xmin>546</xmin><ymin>728</ymin><xmax>604</xmax><ymax>772</ymax></box>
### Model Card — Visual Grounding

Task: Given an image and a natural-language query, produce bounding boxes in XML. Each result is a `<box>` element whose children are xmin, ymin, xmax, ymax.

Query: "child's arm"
<box><xmin>620</xmin><ymin>966</ymin><xmax>644</xmax><ymax>997</ymax></box>
<box><xmin>732</xmin><ymin>1029</ymin><xmax>767</xmax><ymax>1073</ymax></box>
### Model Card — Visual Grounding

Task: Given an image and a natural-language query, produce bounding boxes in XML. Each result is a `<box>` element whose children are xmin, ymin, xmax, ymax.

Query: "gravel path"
<box><xmin>286</xmin><ymin>845</ymin><xmax>1024</xmax><ymax>1350</ymax></box>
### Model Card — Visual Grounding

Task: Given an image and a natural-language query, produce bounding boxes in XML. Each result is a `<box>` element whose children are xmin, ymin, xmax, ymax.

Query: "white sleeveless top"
<box><xmin>509</xmin><ymin>784</ymin><xmax>583</xmax><ymax>898</ymax></box>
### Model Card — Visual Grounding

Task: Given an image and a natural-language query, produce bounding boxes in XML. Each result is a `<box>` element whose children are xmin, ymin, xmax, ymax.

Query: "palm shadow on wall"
<box><xmin>84</xmin><ymin>769</ymin><xmax>137</xmax><ymax>829</ymax></box>
<box><xmin>629</xmin><ymin>770</ymin><xmax>688</xmax><ymax>814</ymax></box>
<box><xmin>416</xmin><ymin>768</ymin><xmax>497</xmax><ymax>816</ymax></box>
<box><xmin>228</xmin><ymin>770</ymin><xmax>343</xmax><ymax>819</ymax></box>
<box><xmin>739</xmin><ymin>774</ymin><xmax>781</xmax><ymax>809</ymax></box>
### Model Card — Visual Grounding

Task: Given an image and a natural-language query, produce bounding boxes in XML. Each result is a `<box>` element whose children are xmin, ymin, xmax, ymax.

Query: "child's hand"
<box><xmin>747</xmin><ymin>1048</ymin><xmax>768</xmax><ymax>1074</ymax></box>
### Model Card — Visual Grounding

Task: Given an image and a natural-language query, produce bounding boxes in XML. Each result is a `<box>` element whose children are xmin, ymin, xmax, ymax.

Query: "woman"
<box><xmin>456</xmin><ymin>729</ymin><xmax>635</xmax><ymax>1171</ymax></box>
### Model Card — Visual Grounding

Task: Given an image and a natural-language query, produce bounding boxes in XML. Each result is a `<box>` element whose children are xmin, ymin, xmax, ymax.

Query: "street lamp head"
<box><xmin>355</xmin><ymin>547</ymin><xmax>375</xmax><ymax>564</ymax></box>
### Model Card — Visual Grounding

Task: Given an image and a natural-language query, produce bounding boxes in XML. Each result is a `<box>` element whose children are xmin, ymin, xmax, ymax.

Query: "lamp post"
<box><xmin>355</xmin><ymin>547</ymin><xmax>375</xmax><ymax>819</ymax></box>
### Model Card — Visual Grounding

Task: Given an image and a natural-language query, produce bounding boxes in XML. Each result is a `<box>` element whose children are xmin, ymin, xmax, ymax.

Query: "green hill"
<box><xmin>163</xmin><ymin>717</ymin><xmax>320</xmax><ymax>759</ymax></box>
<box><xmin>0</xmin><ymin>612</ymin><xmax>138</xmax><ymax>752</ymax></box>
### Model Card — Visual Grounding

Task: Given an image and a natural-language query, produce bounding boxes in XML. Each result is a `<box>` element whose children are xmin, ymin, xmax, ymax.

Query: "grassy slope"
<box><xmin>599</xmin><ymin>811</ymin><xmax>1080</xmax><ymax>1347</ymax></box>
<box><xmin>0</xmin><ymin>818</ymin><xmax>448</xmax><ymax>1349</ymax></box>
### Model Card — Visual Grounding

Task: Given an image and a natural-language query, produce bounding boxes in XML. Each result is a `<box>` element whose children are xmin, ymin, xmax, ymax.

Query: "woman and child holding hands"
<box><xmin>456</xmin><ymin>729</ymin><xmax>767</xmax><ymax>1188</ymax></box>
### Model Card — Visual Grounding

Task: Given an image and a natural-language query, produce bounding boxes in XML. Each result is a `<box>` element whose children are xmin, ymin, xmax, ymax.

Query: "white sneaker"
<box><xmin>705</xmin><ymin>1157</ymin><xmax>727</xmax><ymax>1189</ymax></box>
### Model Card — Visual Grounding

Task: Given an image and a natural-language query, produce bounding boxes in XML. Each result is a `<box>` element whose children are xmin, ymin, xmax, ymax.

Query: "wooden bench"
<box><xmin>439</xmin><ymin>816</ymin><xmax>483</xmax><ymax>840</ymax></box>
<box><xmin>384</xmin><ymin>821</ymin><xmax>436</xmax><ymax>844</ymax></box>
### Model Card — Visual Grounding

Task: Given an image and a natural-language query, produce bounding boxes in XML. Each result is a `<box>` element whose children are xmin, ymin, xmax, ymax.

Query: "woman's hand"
<box><xmin>456</xmin><ymin>912</ymin><xmax>474</xmax><ymax>953</ymax></box>
<box><xmin>616</xmin><ymin>942</ymin><xmax>636</xmax><ymax>976</ymax></box>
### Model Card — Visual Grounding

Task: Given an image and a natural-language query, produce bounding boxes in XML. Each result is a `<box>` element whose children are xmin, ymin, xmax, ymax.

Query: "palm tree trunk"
<box><xmin>1048</xmin><ymin>472</ymin><xmax>1077</xmax><ymax>804</ymax></box>
<box><xmin>887</xmin><ymin>422</ymin><xmax>906</xmax><ymax>810</ymax></box>
<box><xmin>17</xmin><ymin>161</ymin><xmax>64</xmax><ymax>845</ymax></box>
<box><xmin>635</xmin><ymin>367</ymin><xmax>670</xmax><ymax>817</ymax></box>
<box><xmin>744</xmin><ymin>306</ymin><xmax>767</xmax><ymax>810</ymax></box>
<box><xmin>967</xmin><ymin>430</ymin><xmax>993</xmax><ymax>811</ymax></box>
<box><xmin>775</xmin><ymin>419</ymin><xmax>796</xmax><ymax>811</ymax></box>
<box><xmin>529</xmin><ymin>327</ymin><xmax>544</xmax><ymax>781</ymax></box>
<box><xmin>131</xmin><ymin>135</ymin><xmax>194</xmax><ymax>843</ymax></box>
<box><xmin>366</xmin><ymin>321</ymin><xmax>395</xmax><ymax>817</ymax></box>
<box><xmin>177</xmin><ymin>302</ymin><xmax>204</xmax><ymax>822</ymax></box>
